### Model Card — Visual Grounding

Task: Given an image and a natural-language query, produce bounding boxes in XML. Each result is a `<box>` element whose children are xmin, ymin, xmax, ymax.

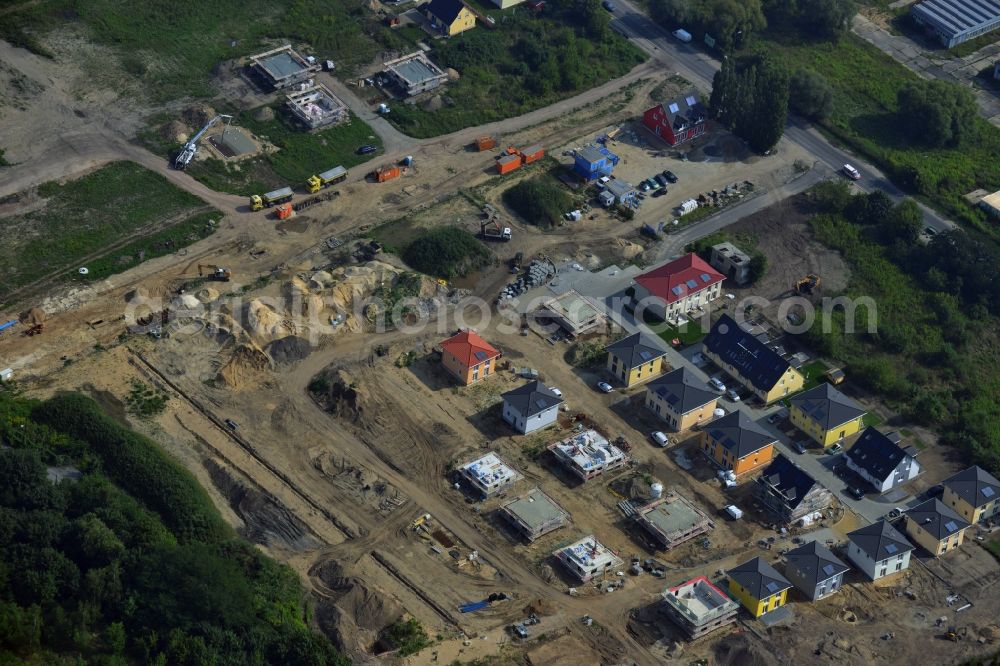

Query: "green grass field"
<box><xmin>0</xmin><ymin>161</ymin><xmax>219</xmax><ymax>304</ymax></box>
<box><xmin>142</xmin><ymin>109</ymin><xmax>383</xmax><ymax>195</ymax></box>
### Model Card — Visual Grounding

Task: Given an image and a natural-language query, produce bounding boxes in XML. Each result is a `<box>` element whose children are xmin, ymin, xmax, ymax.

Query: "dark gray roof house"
<box><xmin>755</xmin><ymin>454</ymin><xmax>833</xmax><ymax>524</ymax></box>
<box><xmin>784</xmin><ymin>541</ymin><xmax>850</xmax><ymax>600</ymax></box>
<box><xmin>790</xmin><ymin>383</ymin><xmax>866</xmax><ymax>430</ymax></box>
<box><xmin>943</xmin><ymin>465</ymin><xmax>1000</xmax><ymax>511</ymax></box>
<box><xmin>646</xmin><ymin>368</ymin><xmax>718</xmax><ymax>414</ymax></box>
<box><xmin>728</xmin><ymin>557</ymin><xmax>792</xmax><ymax>601</ymax></box>
<box><xmin>705</xmin><ymin>410</ymin><xmax>777</xmax><ymax>460</ymax></box>
<box><xmin>844</xmin><ymin>427</ymin><xmax>921</xmax><ymax>492</ymax></box>
<box><xmin>848</xmin><ymin>520</ymin><xmax>915</xmax><ymax>562</ymax></box>
<box><xmin>502</xmin><ymin>381</ymin><xmax>563</xmax><ymax>416</ymax></box>
<box><xmin>703</xmin><ymin>315</ymin><xmax>799</xmax><ymax>397</ymax></box>
<box><xmin>905</xmin><ymin>499</ymin><xmax>970</xmax><ymax>542</ymax></box>
<box><xmin>605</xmin><ymin>333</ymin><xmax>666</xmax><ymax>371</ymax></box>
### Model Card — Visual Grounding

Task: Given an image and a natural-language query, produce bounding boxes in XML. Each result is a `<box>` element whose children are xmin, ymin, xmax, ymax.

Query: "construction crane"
<box><xmin>198</xmin><ymin>264</ymin><xmax>232</xmax><ymax>282</ymax></box>
<box><xmin>174</xmin><ymin>114</ymin><xmax>233</xmax><ymax>170</ymax></box>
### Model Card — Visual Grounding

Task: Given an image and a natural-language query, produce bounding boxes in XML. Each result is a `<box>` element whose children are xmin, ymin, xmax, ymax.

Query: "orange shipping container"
<box><xmin>375</xmin><ymin>165</ymin><xmax>401</xmax><ymax>182</ymax></box>
<box><xmin>476</xmin><ymin>136</ymin><xmax>497</xmax><ymax>151</ymax></box>
<box><xmin>275</xmin><ymin>203</ymin><xmax>294</xmax><ymax>220</ymax></box>
<box><xmin>520</xmin><ymin>144</ymin><xmax>544</xmax><ymax>164</ymax></box>
<box><xmin>496</xmin><ymin>154</ymin><xmax>521</xmax><ymax>174</ymax></box>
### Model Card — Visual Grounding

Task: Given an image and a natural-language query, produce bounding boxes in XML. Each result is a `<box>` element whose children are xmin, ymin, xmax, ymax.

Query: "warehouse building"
<box><xmin>911</xmin><ymin>0</ymin><xmax>1000</xmax><ymax>48</ymax></box>
<box><xmin>249</xmin><ymin>45</ymin><xmax>320</xmax><ymax>90</ymax></box>
<box><xmin>383</xmin><ymin>51</ymin><xmax>449</xmax><ymax>97</ymax></box>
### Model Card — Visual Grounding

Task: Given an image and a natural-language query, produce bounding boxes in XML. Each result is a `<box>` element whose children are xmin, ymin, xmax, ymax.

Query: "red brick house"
<box><xmin>642</xmin><ymin>91</ymin><xmax>708</xmax><ymax>147</ymax></box>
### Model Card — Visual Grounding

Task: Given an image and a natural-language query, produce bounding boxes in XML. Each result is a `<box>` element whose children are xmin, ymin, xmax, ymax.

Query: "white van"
<box><xmin>842</xmin><ymin>164</ymin><xmax>861</xmax><ymax>180</ymax></box>
<box><xmin>672</xmin><ymin>28</ymin><xmax>692</xmax><ymax>43</ymax></box>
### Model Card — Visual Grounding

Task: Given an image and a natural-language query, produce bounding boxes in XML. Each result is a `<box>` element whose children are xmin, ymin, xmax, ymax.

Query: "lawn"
<box><xmin>386</xmin><ymin>4</ymin><xmax>647</xmax><ymax>137</ymax></box>
<box><xmin>2</xmin><ymin>0</ymin><xmax>416</xmax><ymax>101</ymax></box>
<box><xmin>142</xmin><ymin>109</ymin><xmax>383</xmax><ymax>196</ymax></box>
<box><xmin>799</xmin><ymin>360</ymin><xmax>830</xmax><ymax>392</ymax></box>
<box><xmin>757</xmin><ymin>33</ymin><xmax>1000</xmax><ymax>236</ymax></box>
<box><xmin>641</xmin><ymin>309</ymin><xmax>707</xmax><ymax>347</ymax></box>
<box><xmin>0</xmin><ymin>161</ymin><xmax>219</xmax><ymax>304</ymax></box>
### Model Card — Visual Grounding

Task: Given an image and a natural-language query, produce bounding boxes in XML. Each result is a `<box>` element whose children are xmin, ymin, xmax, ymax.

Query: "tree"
<box><xmin>748</xmin><ymin>253</ymin><xmax>768</xmax><ymax>283</ymax></box>
<box><xmin>880</xmin><ymin>199</ymin><xmax>922</xmax><ymax>245</ymax></box>
<box><xmin>897</xmin><ymin>80</ymin><xmax>978</xmax><ymax>148</ymax></box>
<box><xmin>763</xmin><ymin>0</ymin><xmax>855</xmax><ymax>39</ymax></box>
<box><xmin>789</xmin><ymin>68</ymin><xmax>833</xmax><ymax>120</ymax></box>
<box><xmin>710</xmin><ymin>55</ymin><xmax>789</xmax><ymax>153</ymax></box>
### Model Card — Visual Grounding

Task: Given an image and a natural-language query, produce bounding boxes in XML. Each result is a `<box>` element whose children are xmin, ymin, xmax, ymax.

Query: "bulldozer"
<box><xmin>795</xmin><ymin>274</ymin><xmax>821</xmax><ymax>295</ymax></box>
<box><xmin>198</xmin><ymin>264</ymin><xmax>232</xmax><ymax>282</ymax></box>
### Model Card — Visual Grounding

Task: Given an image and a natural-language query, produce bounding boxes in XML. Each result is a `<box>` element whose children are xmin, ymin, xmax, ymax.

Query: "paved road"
<box><xmin>608</xmin><ymin>0</ymin><xmax>956</xmax><ymax>234</ymax></box>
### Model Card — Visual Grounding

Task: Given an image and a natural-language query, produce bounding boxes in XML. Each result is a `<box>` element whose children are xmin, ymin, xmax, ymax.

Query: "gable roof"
<box><xmin>728</xmin><ymin>557</ymin><xmax>791</xmax><ymax>600</ymax></box>
<box><xmin>605</xmin><ymin>333</ymin><xmax>666</xmax><ymax>370</ymax></box>
<box><xmin>786</xmin><ymin>541</ymin><xmax>850</xmax><ymax>586</ymax></box>
<box><xmin>706</xmin><ymin>410</ymin><xmax>777</xmax><ymax>459</ymax></box>
<box><xmin>758</xmin><ymin>454</ymin><xmax>821</xmax><ymax>511</ymax></box>
<box><xmin>502</xmin><ymin>381</ymin><xmax>563</xmax><ymax>417</ymax></box>
<box><xmin>440</xmin><ymin>330</ymin><xmax>500</xmax><ymax>367</ymax></box>
<box><xmin>845</xmin><ymin>427</ymin><xmax>912</xmax><ymax>483</ymax></box>
<box><xmin>703</xmin><ymin>315</ymin><xmax>798</xmax><ymax>393</ymax></box>
<box><xmin>424</xmin><ymin>0</ymin><xmax>467</xmax><ymax>24</ymax></box>
<box><xmin>646</xmin><ymin>368</ymin><xmax>717</xmax><ymax>415</ymax></box>
<box><xmin>943</xmin><ymin>465</ymin><xmax>1000</xmax><ymax>509</ymax></box>
<box><xmin>634</xmin><ymin>253</ymin><xmax>725</xmax><ymax>304</ymax></box>
<box><xmin>790</xmin><ymin>383</ymin><xmax>866</xmax><ymax>430</ymax></box>
<box><xmin>848</xmin><ymin>520</ymin><xmax>914</xmax><ymax>562</ymax></box>
<box><xmin>907</xmin><ymin>498</ymin><xmax>971</xmax><ymax>541</ymax></box>
<box><xmin>656</xmin><ymin>91</ymin><xmax>708</xmax><ymax>135</ymax></box>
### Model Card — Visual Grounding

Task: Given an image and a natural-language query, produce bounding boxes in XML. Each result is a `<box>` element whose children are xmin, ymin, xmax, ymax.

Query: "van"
<box><xmin>842</xmin><ymin>164</ymin><xmax>861</xmax><ymax>180</ymax></box>
<box><xmin>672</xmin><ymin>28</ymin><xmax>692</xmax><ymax>43</ymax></box>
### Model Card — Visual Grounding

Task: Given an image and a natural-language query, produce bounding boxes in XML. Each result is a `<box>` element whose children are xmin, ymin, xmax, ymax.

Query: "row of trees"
<box><xmin>0</xmin><ymin>388</ymin><xmax>350</xmax><ymax>665</ymax></box>
<box><xmin>649</xmin><ymin>0</ymin><xmax>855</xmax><ymax>53</ymax></box>
<box><xmin>710</xmin><ymin>55</ymin><xmax>789</xmax><ymax>153</ymax></box>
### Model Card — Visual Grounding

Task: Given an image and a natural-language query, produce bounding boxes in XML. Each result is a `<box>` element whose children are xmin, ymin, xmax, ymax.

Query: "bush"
<box><xmin>897</xmin><ymin>79</ymin><xmax>977</xmax><ymax>148</ymax></box>
<box><xmin>502</xmin><ymin>177</ymin><xmax>574</xmax><ymax>229</ymax></box>
<box><xmin>386</xmin><ymin>618</ymin><xmax>431</xmax><ymax>657</ymax></box>
<box><xmin>402</xmin><ymin>227</ymin><xmax>490</xmax><ymax>279</ymax></box>
<box><xmin>789</xmin><ymin>68</ymin><xmax>833</xmax><ymax>121</ymax></box>
<box><xmin>32</xmin><ymin>393</ymin><xmax>229</xmax><ymax>544</ymax></box>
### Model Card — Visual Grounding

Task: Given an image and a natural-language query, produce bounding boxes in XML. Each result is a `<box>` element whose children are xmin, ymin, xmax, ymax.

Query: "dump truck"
<box><xmin>306</xmin><ymin>165</ymin><xmax>347</xmax><ymax>193</ymax></box>
<box><xmin>250</xmin><ymin>186</ymin><xmax>293</xmax><ymax>211</ymax></box>
<box><xmin>481</xmin><ymin>219</ymin><xmax>511</xmax><ymax>241</ymax></box>
<box><xmin>198</xmin><ymin>265</ymin><xmax>232</xmax><ymax>282</ymax></box>
<box><xmin>372</xmin><ymin>165</ymin><xmax>401</xmax><ymax>182</ymax></box>
<box><xmin>475</xmin><ymin>136</ymin><xmax>497</xmax><ymax>151</ymax></box>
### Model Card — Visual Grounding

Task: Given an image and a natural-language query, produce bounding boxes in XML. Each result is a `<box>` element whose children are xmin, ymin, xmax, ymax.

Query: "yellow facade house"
<box><xmin>644</xmin><ymin>368</ymin><xmax>718</xmax><ymax>431</ymax></box>
<box><xmin>702</xmin><ymin>315</ymin><xmax>804</xmax><ymax>405</ymax></box>
<box><xmin>904</xmin><ymin>499</ymin><xmax>971</xmax><ymax>557</ymax></box>
<box><xmin>789</xmin><ymin>382</ymin><xmax>866</xmax><ymax>448</ymax></box>
<box><xmin>606</xmin><ymin>333</ymin><xmax>667</xmax><ymax>387</ymax></box>
<box><xmin>727</xmin><ymin>557</ymin><xmax>792</xmax><ymax>618</ymax></box>
<box><xmin>423</xmin><ymin>0</ymin><xmax>476</xmax><ymax>36</ymax></box>
<box><xmin>942</xmin><ymin>465</ymin><xmax>1000</xmax><ymax>524</ymax></box>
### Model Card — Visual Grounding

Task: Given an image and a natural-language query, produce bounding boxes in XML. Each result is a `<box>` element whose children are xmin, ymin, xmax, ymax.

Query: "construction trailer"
<box><xmin>372</xmin><ymin>165</ymin><xmax>402</xmax><ymax>182</ymax></box>
<box><xmin>307</xmin><ymin>165</ymin><xmax>348</xmax><ymax>193</ymax></box>
<box><xmin>248</xmin><ymin>45</ymin><xmax>320</xmax><ymax>90</ymax></box>
<box><xmin>520</xmin><ymin>144</ymin><xmax>544</xmax><ymax>163</ymax></box>
<box><xmin>496</xmin><ymin>153</ymin><xmax>522</xmax><ymax>174</ymax></box>
<box><xmin>250</xmin><ymin>186</ymin><xmax>294</xmax><ymax>211</ymax></box>
<box><xmin>275</xmin><ymin>204</ymin><xmax>294</xmax><ymax>220</ymax></box>
<box><xmin>285</xmin><ymin>84</ymin><xmax>349</xmax><ymax>130</ymax></box>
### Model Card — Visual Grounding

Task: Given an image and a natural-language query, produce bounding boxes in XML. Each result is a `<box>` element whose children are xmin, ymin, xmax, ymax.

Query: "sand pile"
<box><xmin>195</xmin><ymin>287</ymin><xmax>220</xmax><ymax>303</ymax></box>
<box><xmin>174</xmin><ymin>293</ymin><xmax>201</xmax><ymax>310</ymax></box>
<box><xmin>160</xmin><ymin>120</ymin><xmax>191</xmax><ymax>144</ymax></box>
<box><xmin>19</xmin><ymin>307</ymin><xmax>46</xmax><ymax>325</ymax></box>
<box><xmin>312</xmin><ymin>559</ymin><xmax>403</xmax><ymax>658</ymax></box>
<box><xmin>265</xmin><ymin>335</ymin><xmax>312</xmax><ymax>364</ymax></box>
<box><xmin>309</xmin><ymin>271</ymin><xmax>334</xmax><ymax>289</ymax></box>
<box><xmin>216</xmin><ymin>342</ymin><xmax>273</xmax><ymax>389</ymax></box>
<box><xmin>616</xmin><ymin>238</ymin><xmax>644</xmax><ymax>260</ymax></box>
<box><xmin>246</xmin><ymin>299</ymin><xmax>295</xmax><ymax>341</ymax></box>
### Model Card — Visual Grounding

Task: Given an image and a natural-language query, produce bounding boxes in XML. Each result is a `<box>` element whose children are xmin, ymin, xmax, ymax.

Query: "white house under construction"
<box><xmin>459</xmin><ymin>452</ymin><xmax>521</xmax><ymax>497</ymax></box>
<box><xmin>499</xmin><ymin>488</ymin><xmax>569</xmax><ymax>542</ymax></box>
<box><xmin>285</xmin><ymin>83</ymin><xmax>348</xmax><ymax>129</ymax></box>
<box><xmin>548</xmin><ymin>430</ymin><xmax>628</xmax><ymax>482</ymax></box>
<box><xmin>383</xmin><ymin>51</ymin><xmax>449</xmax><ymax>97</ymax></box>
<box><xmin>554</xmin><ymin>535</ymin><xmax>623</xmax><ymax>582</ymax></box>
<box><xmin>249</xmin><ymin>45</ymin><xmax>320</xmax><ymax>90</ymax></box>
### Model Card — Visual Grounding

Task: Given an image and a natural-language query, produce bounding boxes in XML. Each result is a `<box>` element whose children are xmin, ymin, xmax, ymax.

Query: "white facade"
<box><xmin>845</xmin><ymin>454</ymin><xmax>921</xmax><ymax>493</ymax></box>
<box><xmin>554</xmin><ymin>536</ymin><xmax>623</xmax><ymax>582</ymax></box>
<box><xmin>460</xmin><ymin>453</ymin><xmax>521</xmax><ymax>496</ymax></box>
<box><xmin>548</xmin><ymin>430</ymin><xmax>628</xmax><ymax>481</ymax></box>
<box><xmin>846</xmin><ymin>541</ymin><xmax>912</xmax><ymax>581</ymax></box>
<box><xmin>502</xmin><ymin>400</ymin><xmax>559</xmax><ymax>434</ymax></box>
<box><xmin>633</xmin><ymin>281</ymin><xmax>722</xmax><ymax>323</ymax></box>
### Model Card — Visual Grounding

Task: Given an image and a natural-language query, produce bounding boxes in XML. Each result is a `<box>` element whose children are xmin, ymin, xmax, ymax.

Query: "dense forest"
<box><xmin>0</xmin><ymin>388</ymin><xmax>349</xmax><ymax>665</ymax></box>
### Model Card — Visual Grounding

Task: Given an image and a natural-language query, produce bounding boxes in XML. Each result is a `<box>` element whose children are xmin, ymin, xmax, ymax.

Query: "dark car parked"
<box><xmin>356</xmin><ymin>144</ymin><xmax>378</xmax><ymax>155</ymax></box>
<box><xmin>662</xmin><ymin>170</ymin><xmax>678</xmax><ymax>183</ymax></box>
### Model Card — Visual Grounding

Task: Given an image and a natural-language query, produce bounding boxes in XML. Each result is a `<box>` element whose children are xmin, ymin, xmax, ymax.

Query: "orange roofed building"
<box><xmin>440</xmin><ymin>330</ymin><xmax>501</xmax><ymax>385</ymax></box>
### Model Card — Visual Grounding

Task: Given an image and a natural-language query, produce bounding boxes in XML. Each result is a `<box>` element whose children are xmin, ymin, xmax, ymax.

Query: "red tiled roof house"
<box><xmin>631</xmin><ymin>254</ymin><xmax>725</xmax><ymax>323</ymax></box>
<box><xmin>439</xmin><ymin>330</ymin><xmax>501</xmax><ymax>385</ymax></box>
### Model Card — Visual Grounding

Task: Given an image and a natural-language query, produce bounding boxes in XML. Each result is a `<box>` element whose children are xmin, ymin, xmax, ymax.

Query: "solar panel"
<box><xmin>984</xmin><ymin>486</ymin><xmax>996</xmax><ymax>498</ymax></box>
<box><xmin>535</xmin><ymin>399</ymin><xmax>549</xmax><ymax>410</ymax></box>
<box><xmin>668</xmin><ymin>103</ymin><xmax>679</xmax><ymax>113</ymax></box>
<box><xmin>822</xmin><ymin>564</ymin><xmax>836</xmax><ymax>577</ymax></box>
<box><xmin>686</xmin><ymin>279</ymin><xmax>698</xmax><ymax>289</ymax></box>
<box><xmin>765</xmin><ymin>581</ymin><xmax>780</xmax><ymax>594</ymax></box>
<box><xmin>701</xmin><ymin>273</ymin><xmax>712</xmax><ymax>282</ymax></box>
<box><xmin>944</xmin><ymin>520</ymin><xmax>958</xmax><ymax>533</ymax></box>
<box><xmin>666</xmin><ymin>394</ymin><xmax>679</xmax><ymax>406</ymax></box>
<box><xmin>885</xmin><ymin>543</ymin><xmax>898</xmax><ymax>555</ymax></box>
<box><xmin>685</xmin><ymin>96</ymin><xmax>697</xmax><ymax>106</ymax></box>
<box><xmin>474</xmin><ymin>351</ymin><xmax>488</xmax><ymax>361</ymax></box>
<box><xmin>638</xmin><ymin>350</ymin><xmax>653</xmax><ymax>361</ymax></box>
<box><xmin>672</xmin><ymin>286</ymin><xmax>685</xmax><ymax>295</ymax></box>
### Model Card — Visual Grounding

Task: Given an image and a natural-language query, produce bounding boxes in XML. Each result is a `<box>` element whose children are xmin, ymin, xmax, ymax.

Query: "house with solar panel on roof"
<box><xmin>755</xmin><ymin>454</ymin><xmax>833</xmax><ymax>525</ymax></box>
<box><xmin>605</xmin><ymin>333</ymin><xmax>667</xmax><ymax>387</ymax></box>
<box><xmin>846</xmin><ymin>520</ymin><xmax>915</xmax><ymax>580</ymax></box>
<box><xmin>700</xmin><ymin>410</ymin><xmax>777</xmax><ymax>478</ymax></box>
<box><xmin>911</xmin><ymin>0</ymin><xmax>1000</xmax><ymax>48</ymax></box>
<box><xmin>630</xmin><ymin>254</ymin><xmax>725</xmax><ymax>324</ymax></box>
<box><xmin>727</xmin><ymin>556</ymin><xmax>792</xmax><ymax>618</ymax></box>
<box><xmin>439</xmin><ymin>329</ymin><xmax>501</xmax><ymax>385</ymax></box>
<box><xmin>644</xmin><ymin>367</ymin><xmax>719</xmax><ymax>431</ymax></box>
<box><xmin>702</xmin><ymin>314</ymin><xmax>805</xmax><ymax>404</ymax></box>
<box><xmin>642</xmin><ymin>91</ymin><xmax>709</xmax><ymax>147</ymax></box>
<box><xmin>501</xmin><ymin>381</ymin><xmax>563</xmax><ymax>434</ymax></box>
<box><xmin>789</xmin><ymin>383</ymin><xmax>867</xmax><ymax>448</ymax></box>
<box><xmin>942</xmin><ymin>465</ymin><xmax>1000</xmax><ymax>524</ymax></box>
<box><xmin>843</xmin><ymin>427</ymin><xmax>921</xmax><ymax>493</ymax></box>
<box><xmin>904</xmin><ymin>499</ymin><xmax>971</xmax><ymax>557</ymax></box>
<box><xmin>784</xmin><ymin>541</ymin><xmax>851</xmax><ymax>601</ymax></box>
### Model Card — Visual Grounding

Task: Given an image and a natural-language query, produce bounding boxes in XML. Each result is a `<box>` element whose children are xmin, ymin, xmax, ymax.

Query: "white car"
<box><xmin>708</xmin><ymin>377</ymin><xmax>726</xmax><ymax>392</ymax></box>
<box><xmin>596</xmin><ymin>381</ymin><xmax>614</xmax><ymax>393</ymax></box>
<box><xmin>726</xmin><ymin>388</ymin><xmax>740</xmax><ymax>402</ymax></box>
<box><xmin>843</xmin><ymin>164</ymin><xmax>861</xmax><ymax>180</ymax></box>
<box><xmin>650</xmin><ymin>431</ymin><xmax>669</xmax><ymax>447</ymax></box>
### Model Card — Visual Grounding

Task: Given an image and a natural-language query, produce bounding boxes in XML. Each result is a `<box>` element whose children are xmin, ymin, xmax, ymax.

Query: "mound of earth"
<box><xmin>615</xmin><ymin>238</ymin><xmax>643</xmax><ymax>260</ymax></box>
<box><xmin>422</xmin><ymin>95</ymin><xmax>444</xmax><ymax>112</ymax></box>
<box><xmin>265</xmin><ymin>335</ymin><xmax>312</xmax><ymax>364</ymax></box>
<box><xmin>182</xmin><ymin>104</ymin><xmax>216</xmax><ymax>128</ymax></box>
<box><xmin>253</xmin><ymin>106</ymin><xmax>275</xmax><ymax>122</ymax></box>
<box><xmin>161</xmin><ymin>120</ymin><xmax>191</xmax><ymax>144</ymax></box>
<box><xmin>19</xmin><ymin>307</ymin><xmax>45</xmax><ymax>324</ymax></box>
<box><xmin>314</xmin><ymin>369</ymin><xmax>365</xmax><ymax>421</ymax></box>
<box><xmin>309</xmin><ymin>271</ymin><xmax>334</xmax><ymax>289</ymax></box>
<box><xmin>216</xmin><ymin>342</ymin><xmax>272</xmax><ymax>389</ymax></box>
<box><xmin>246</xmin><ymin>298</ymin><xmax>295</xmax><ymax>341</ymax></box>
<box><xmin>312</xmin><ymin>559</ymin><xmax>403</xmax><ymax>658</ymax></box>
<box><xmin>195</xmin><ymin>287</ymin><xmax>219</xmax><ymax>303</ymax></box>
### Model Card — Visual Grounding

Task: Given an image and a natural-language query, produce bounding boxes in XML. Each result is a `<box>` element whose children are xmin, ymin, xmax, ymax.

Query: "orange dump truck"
<box><xmin>476</xmin><ymin>136</ymin><xmax>497</xmax><ymax>151</ymax></box>
<box><xmin>520</xmin><ymin>143</ymin><xmax>544</xmax><ymax>164</ymax></box>
<box><xmin>373</xmin><ymin>165</ymin><xmax>401</xmax><ymax>182</ymax></box>
<box><xmin>496</xmin><ymin>153</ymin><xmax>522</xmax><ymax>175</ymax></box>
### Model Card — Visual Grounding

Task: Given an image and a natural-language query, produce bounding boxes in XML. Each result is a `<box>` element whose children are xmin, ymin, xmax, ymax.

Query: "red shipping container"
<box><xmin>520</xmin><ymin>143</ymin><xmax>544</xmax><ymax>164</ymax></box>
<box><xmin>496</xmin><ymin>154</ymin><xmax>521</xmax><ymax>174</ymax></box>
